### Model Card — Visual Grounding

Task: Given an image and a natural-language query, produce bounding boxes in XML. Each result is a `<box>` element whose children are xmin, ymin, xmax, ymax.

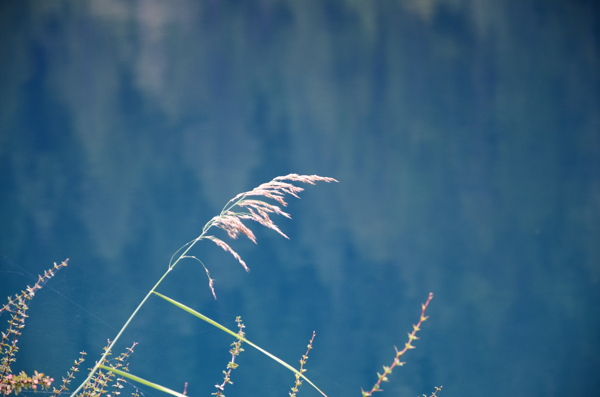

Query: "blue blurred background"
<box><xmin>1</xmin><ymin>1</ymin><xmax>599</xmax><ymax>396</ymax></box>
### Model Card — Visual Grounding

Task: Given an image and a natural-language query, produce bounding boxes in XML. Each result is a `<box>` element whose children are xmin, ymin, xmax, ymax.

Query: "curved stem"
<box><xmin>69</xmin><ymin>235</ymin><xmax>204</xmax><ymax>397</ymax></box>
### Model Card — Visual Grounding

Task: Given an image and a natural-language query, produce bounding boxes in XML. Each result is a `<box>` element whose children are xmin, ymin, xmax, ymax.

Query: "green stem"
<box><xmin>98</xmin><ymin>365</ymin><xmax>187</xmax><ymax>397</ymax></box>
<box><xmin>69</xmin><ymin>192</ymin><xmax>277</xmax><ymax>397</ymax></box>
<box><xmin>68</xmin><ymin>235</ymin><xmax>203</xmax><ymax>397</ymax></box>
<box><xmin>152</xmin><ymin>291</ymin><xmax>328</xmax><ymax>397</ymax></box>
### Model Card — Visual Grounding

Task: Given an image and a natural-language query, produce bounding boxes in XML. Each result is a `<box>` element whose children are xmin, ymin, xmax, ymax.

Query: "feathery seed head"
<box><xmin>200</xmin><ymin>174</ymin><xmax>337</xmax><ymax>297</ymax></box>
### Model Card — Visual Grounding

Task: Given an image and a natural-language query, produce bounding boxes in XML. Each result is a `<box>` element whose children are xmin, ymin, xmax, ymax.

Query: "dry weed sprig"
<box><xmin>106</xmin><ymin>343</ymin><xmax>137</xmax><ymax>397</ymax></box>
<box><xmin>1</xmin><ymin>260</ymin><xmax>69</xmax><ymax>315</ymax></box>
<box><xmin>52</xmin><ymin>352</ymin><xmax>87</xmax><ymax>397</ymax></box>
<box><xmin>289</xmin><ymin>331</ymin><xmax>316</xmax><ymax>397</ymax></box>
<box><xmin>212</xmin><ymin>317</ymin><xmax>246</xmax><ymax>397</ymax></box>
<box><xmin>361</xmin><ymin>293</ymin><xmax>434</xmax><ymax>397</ymax></box>
<box><xmin>79</xmin><ymin>343</ymin><xmax>114</xmax><ymax>397</ymax></box>
<box><xmin>423</xmin><ymin>386</ymin><xmax>443</xmax><ymax>397</ymax></box>
<box><xmin>1</xmin><ymin>260</ymin><xmax>68</xmax><ymax>395</ymax></box>
<box><xmin>78</xmin><ymin>342</ymin><xmax>137</xmax><ymax>397</ymax></box>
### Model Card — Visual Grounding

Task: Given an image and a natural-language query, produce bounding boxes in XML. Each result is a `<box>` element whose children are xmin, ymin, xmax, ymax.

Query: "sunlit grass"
<box><xmin>2</xmin><ymin>174</ymin><xmax>438</xmax><ymax>397</ymax></box>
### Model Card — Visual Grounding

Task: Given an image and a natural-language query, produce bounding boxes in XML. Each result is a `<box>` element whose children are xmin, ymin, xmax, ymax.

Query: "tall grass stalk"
<box><xmin>3</xmin><ymin>173</ymin><xmax>438</xmax><ymax>397</ymax></box>
<box><xmin>68</xmin><ymin>174</ymin><xmax>337</xmax><ymax>397</ymax></box>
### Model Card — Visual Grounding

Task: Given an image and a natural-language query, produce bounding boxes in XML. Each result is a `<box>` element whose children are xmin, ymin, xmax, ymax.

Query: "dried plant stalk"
<box><xmin>361</xmin><ymin>293</ymin><xmax>434</xmax><ymax>397</ymax></box>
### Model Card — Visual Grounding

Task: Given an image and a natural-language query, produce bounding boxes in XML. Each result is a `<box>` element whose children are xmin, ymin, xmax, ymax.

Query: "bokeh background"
<box><xmin>1</xmin><ymin>1</ymin><xmax>599</xmax><ymax>396</ymax></box>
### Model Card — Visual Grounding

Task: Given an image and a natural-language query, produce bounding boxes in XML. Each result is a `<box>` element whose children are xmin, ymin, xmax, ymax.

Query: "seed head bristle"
<box><xmin>212</xmin><ymin>214</ymin><xmax>257</xmax><ymax>243</ymax></box>
<box><xmin>238</xmin><ymin>213</ymin><xmax>289</xmax><ymax>239</ymax></box>
<box><xmin>237</xmin><ymin>199</ymin><xmax>292</xmax><ymax>218</ymax></box>
<box><xmin>273</xmin><ymin>174</ymin><xmax>338</xmax><ymax>184</ymax></box>
<box><xmin>254</xmin><ymin>182</ymin><xmax>304</xmax><ymax>199</ymax></box>
<box><xmin>243</xmin><ymin>188</ymin><xmax>291</xmax><ymax>205</ymax></box>
<box><xmin>206</xmin><ymin>236</ymin><xmax>250</xmax><ymax>272</ymax></box>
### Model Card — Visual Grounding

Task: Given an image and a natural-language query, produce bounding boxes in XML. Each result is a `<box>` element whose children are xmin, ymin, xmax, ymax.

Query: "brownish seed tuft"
<box><xmin>200</xmin><ymin>174</ymin><xmax>337</xmax><ymax>297</ymax></box>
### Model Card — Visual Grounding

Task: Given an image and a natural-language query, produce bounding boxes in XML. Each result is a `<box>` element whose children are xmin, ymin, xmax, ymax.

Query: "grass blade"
<box><xmin>98</xmin><ymin>365</ymin><xmax>187</xmax><ymax>397</ymax></box>
<box><xmin>152</xmin><ymin>291</ymin><xmax>327</xmax><ymax>397</ymax></box>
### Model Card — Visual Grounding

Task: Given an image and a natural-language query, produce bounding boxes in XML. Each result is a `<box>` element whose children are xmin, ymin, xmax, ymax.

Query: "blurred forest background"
<box><xmin>1</xmin><ymin>1</ymin><xmax>599</xmax><ymax>396</ymax></box>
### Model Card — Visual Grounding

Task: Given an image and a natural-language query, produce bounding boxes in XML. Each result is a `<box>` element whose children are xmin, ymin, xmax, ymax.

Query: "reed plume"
<box><xmin>193</xmin><ymin>174</ymin><xmax>338</xmax><ymax>298</ymax></box>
